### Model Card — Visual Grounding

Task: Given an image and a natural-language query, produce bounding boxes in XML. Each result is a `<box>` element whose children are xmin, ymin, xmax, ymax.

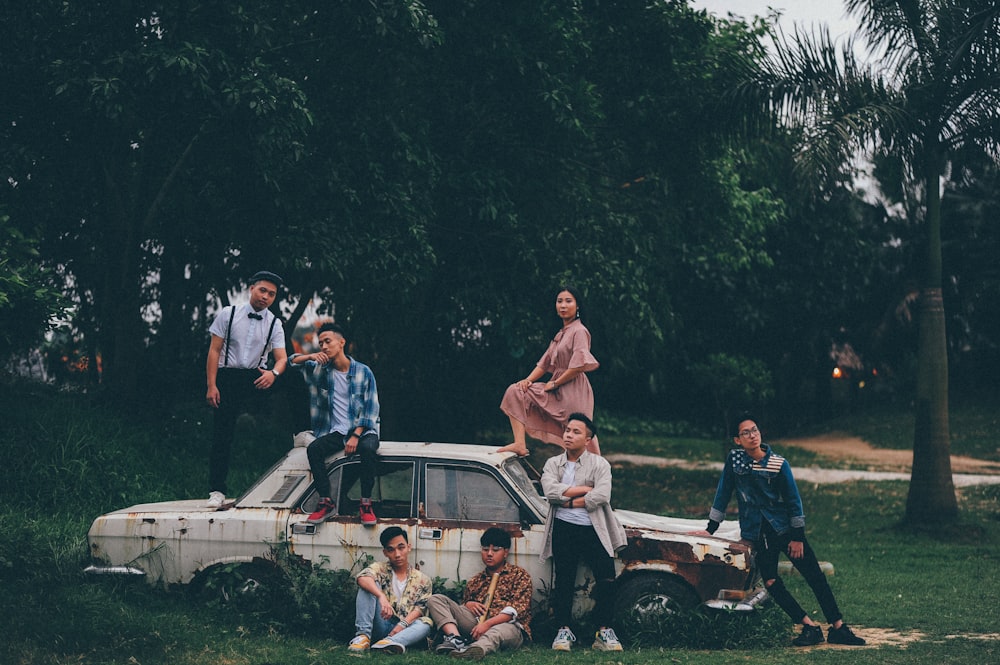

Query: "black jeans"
<box><xmin>210</xmin><ymin>368</ymin><xmax>269</xmax><ymax>494</ymax></box>
<box><xmin>307</xmin><ymin>431</ymin><xmax>380</xmax><ymax>499</ymax></box>
<box><xmin>755</xmin><ymin>521</ymin><xmax>843</xmax><ymax>625</ymax></box>
<box><xmin>551</xmin><ymin>518</ymin><xmax>617</xmax><ymax>629</ymax></box>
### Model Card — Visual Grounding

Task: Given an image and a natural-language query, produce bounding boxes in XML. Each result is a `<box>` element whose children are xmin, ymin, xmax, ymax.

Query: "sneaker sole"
<box><xmin>592</xmin><ymin>643</ymin><xmax>623</xmax><ymax>651</ymax></box>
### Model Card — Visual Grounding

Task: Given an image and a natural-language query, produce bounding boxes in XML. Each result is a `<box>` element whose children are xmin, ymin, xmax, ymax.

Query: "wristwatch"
<box><xmin>271</xmin><ymin>369</ymin><xmax>281</xmax><ymax>377</ymax></box>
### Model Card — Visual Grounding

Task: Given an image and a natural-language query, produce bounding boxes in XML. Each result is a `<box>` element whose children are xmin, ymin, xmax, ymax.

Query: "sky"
<box><xmin>690</xmin><ymin>0</ymin><xmax>863</xmax><ymax>47</ymax></box>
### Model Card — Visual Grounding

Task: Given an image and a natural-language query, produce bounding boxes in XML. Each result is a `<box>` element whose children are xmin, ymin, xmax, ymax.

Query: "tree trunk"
<box><xmin>905</xmin><ymin>164</ymin><xmax>957</xmax><ymax>524</ymax></box>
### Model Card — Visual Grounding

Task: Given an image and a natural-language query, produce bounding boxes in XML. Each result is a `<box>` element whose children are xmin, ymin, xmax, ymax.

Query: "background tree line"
<box><xmin>2</xmin><ymin>2</ymin><xmax>998</xmax><ymax>521</ymax></box>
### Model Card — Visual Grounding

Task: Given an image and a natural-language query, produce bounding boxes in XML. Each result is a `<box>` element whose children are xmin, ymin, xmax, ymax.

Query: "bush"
<box><xmin>628</xmin><ymin>602</ymin><xmax>792</xmax><ymax>649</ymax></box>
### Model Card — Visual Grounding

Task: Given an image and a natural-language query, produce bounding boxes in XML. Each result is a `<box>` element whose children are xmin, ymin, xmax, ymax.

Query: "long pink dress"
<box><xmin>500</xmin><ymin>319</ymin><xmax>599</xmax><ymax>445</ymax></box>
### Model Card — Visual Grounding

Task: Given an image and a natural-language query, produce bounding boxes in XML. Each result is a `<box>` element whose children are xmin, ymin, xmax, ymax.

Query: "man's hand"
<box><xmin>378</xmin><ymin>594</ymin><xmax>396</xmax><ymax>620</ymax></box>
<box><xmin>787</xmin><ymin>540</ymin><xmax>804</xmax><ymax>559</ymax></box>
<box><xmin>206</xmin><ymin>386</ymin><xmax>221</xmax><ymax>408</ymax></box>
<box><xmin>254</xmin><ymin>368</ymin><xmax>276</xmax><ymax>389</ymax></box>
<box><xmin>345</xmin><ymin>436</ymin><xmax>359</xmax><ymax>455</ymax></box>
<box><xmin>464</xmin><ymin>600</ymin><xmax>486</xmax><ymax>617</ymax></box>
<box><xmin>311</xmin><ymin>351</ymin><xmax>331</xmax><ymax>365</ymax></box>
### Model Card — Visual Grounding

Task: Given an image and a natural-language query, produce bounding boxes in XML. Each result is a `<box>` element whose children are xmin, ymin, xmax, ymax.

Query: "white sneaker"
<box><xmin>592</xmin><ymin>627</ymin><xmax>623</xmax><ymax>651</ymax></box>
<box><xmin>552</xmin><ymin>626</ymin><xmax>576</xmax><ymax>651</ymax></box>
<box><xmin>206</xmin><ymin>491</ymin><xmax>226</xmax><ymax>508</ymax></box>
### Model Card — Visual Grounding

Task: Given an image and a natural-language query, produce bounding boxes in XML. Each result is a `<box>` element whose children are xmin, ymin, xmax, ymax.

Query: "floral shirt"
<box><xmin>356</xmin><ymin>561</ymin><xmax>434</xmax><ymax>626</ymax></box>
<box><xmin>463</xmin><ymin>562</ymin><xmax>534</xmax><ymax>639</ymax></box>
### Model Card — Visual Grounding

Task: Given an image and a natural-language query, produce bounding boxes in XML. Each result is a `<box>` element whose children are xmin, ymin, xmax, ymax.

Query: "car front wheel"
<box><xmin>612</xmin><ymin>573</ymin><xmax>700</xmax><ymax>640</ymax></box>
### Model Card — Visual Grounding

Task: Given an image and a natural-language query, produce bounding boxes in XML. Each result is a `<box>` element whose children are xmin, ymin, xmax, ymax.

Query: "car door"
<box><xmin>413</xmin><ymin>459</ymin><xmax>552</xmax><ymax>596</ymax></box>
<box><xmin>288</xmin><ymin>456</ymin><xmax>418</xmax><ymax>573</ymax></box>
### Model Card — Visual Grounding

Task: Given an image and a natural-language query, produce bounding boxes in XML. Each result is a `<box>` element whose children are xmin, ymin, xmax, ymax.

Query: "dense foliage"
<box><xmin>1</xmin><ymin>1</ymin><xmax>997</xmax><ymax>444</ymax></box>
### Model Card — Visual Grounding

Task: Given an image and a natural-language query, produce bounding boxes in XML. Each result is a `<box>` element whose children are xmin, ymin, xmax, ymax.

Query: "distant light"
<box><xmin>858</xmin><ymin>380</ymin><xmax>866</xmax><ymax>389</ymax></box>
<box><xmin>832</xmin><ymin>367</ymin><xmax>843</xmax><ymax>379</ymax></box>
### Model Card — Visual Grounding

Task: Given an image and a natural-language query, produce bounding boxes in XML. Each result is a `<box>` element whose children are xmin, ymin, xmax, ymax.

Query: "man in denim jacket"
<box><xmin>698</xmin><ymin>413</ymin><xmax>866</xmax><ymax>648</ymax></box>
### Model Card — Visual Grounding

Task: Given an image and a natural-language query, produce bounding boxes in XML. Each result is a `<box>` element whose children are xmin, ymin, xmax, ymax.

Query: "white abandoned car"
<box><xmin>86</xmin><ymin>441</ymin><xmax>761</xmax><ymax>625</ymax></box>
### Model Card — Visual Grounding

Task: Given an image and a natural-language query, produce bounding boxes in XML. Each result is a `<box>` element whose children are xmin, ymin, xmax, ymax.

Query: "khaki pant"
<box><xmin>425</xmin><ymin>595</ymin><xmax>525</xmax><ymax>655</ymax></box>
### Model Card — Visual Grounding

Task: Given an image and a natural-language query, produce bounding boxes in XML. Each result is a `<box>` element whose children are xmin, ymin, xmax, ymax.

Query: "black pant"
<box><xmin>755</xmin><ymin>521</ymin><xmax>843</xmax><ymax>624</ymax></box>
<box><xmin>307</xmin><ymin>431</ymin><xmax>380</xmax><ymax>499</ymax></box>
<box><xmin>551</xmin><ymin>518</ymin><xmax>616</xmax><ymax>629</ymax></box>
<box><xmin>210</xmin><ymin>368</ymin><xmax>268</xmax><ymax>494</ymax></box>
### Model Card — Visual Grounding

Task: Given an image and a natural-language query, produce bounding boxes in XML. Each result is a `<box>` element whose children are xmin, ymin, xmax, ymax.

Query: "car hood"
<box><xmin>615</xmin><ymin>509</ymin><xmax>742</xmax><ymax>541</ymax></box>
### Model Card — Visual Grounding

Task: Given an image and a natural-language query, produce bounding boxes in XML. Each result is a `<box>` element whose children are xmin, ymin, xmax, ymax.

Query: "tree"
<box><xmin>0</xmin><ymin>212</ymin><xmax>67</xmax><ymax>363</ymax></box>
<box><xmin>737</xmin><ymin>0</ymin><xmax>1000</xmax><ymax>524</ymax></box>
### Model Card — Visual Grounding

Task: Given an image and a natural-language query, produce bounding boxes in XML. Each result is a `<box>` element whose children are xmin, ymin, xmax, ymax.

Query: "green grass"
<box><xmin>2</xmin><ymin>382</ymin><xmax>998</xmax><ymax>664</ymax></box>
<box><xmin>823</xmin><ymin>401</ymin><xmax>1000</xmax><ymax>461</ymax></box>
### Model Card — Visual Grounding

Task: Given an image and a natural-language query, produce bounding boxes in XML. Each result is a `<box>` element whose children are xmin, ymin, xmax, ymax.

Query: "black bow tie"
<box><xmin>247</xmin><ymin>312</ymin><xmax>263</xmax><ymax>320</ymax></box>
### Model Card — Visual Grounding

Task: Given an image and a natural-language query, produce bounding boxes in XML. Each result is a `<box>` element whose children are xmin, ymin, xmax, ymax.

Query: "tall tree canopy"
<box><xmin>737</xmin><ymin>0</ymin><xmax>1000</xmax><ymax>524</ymax></box>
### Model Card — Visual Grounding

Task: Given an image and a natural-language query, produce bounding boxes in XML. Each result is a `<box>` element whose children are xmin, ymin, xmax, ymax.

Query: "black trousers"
<box><xmin>551</xmin><ymin>518</ymin><xmax>617</xmax><ymax>629</ymax></box>
<box><xmin>209</xmin><ymin>368</ymin><xmax>268</xmax><ymax>494</ymax></box>
<box><xmin>307</xmin><ymin>431</ymin><xmax>380</xmax><ymax>499</ymax></box>
<box><xmin>756</xmin><ymin>521</ymin><xmax>843</xmax><ymax>625</ymax></box>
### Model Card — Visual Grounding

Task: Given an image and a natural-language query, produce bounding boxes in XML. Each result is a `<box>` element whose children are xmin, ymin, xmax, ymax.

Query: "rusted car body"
<box><xmin>86</xmin><ymin>442</ymin><xmax>752</xmax><ymax>621</ymax></box>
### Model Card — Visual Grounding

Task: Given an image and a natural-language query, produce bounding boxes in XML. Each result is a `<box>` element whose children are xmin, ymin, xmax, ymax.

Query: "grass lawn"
<box><xmin>2</xmin><ymin>384</ymin><xmax>998</xmax><ymax>664</ymax></box>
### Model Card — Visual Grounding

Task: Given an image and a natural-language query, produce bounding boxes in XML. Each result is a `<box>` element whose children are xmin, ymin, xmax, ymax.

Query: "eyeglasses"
<box><xmin>738</xmin><ymin>426</ymin><xmax>760</xmax><ymax>439</ymax></box>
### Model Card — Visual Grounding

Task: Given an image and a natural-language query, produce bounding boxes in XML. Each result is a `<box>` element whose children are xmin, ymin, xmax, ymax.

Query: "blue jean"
<box><xmin>355</xmin><ymin>588</ymin><xmax>432</xmax><ymax>648</ymax></box>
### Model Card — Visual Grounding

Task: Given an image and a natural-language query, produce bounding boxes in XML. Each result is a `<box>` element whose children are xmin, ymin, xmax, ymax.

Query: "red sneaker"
<box><xmin>307</xmin><ymin>497</ymin><xmax>336</xmax><ymax>524</ymax></box>
<box><xmin>360</xmin><ymin>499</ymin><xmax>377</xmax><ymax>526</ymax></box>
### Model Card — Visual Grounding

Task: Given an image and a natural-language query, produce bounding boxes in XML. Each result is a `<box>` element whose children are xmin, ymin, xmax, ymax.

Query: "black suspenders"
<box><xmin>222</xmin><ymin>306</ymin><xmax>279</xmax><ymax>369</ymax></box>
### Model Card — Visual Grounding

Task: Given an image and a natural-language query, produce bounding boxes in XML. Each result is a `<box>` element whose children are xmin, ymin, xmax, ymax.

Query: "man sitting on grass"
<box><xmin>425</xmin><ymin>527</ymin><xmax>533</xmax><ymax>660</ymax></box>
<box><xmin>347</xmin><ymin>526</ymin><xmax>434</xmax><ymax>655</ymax></box>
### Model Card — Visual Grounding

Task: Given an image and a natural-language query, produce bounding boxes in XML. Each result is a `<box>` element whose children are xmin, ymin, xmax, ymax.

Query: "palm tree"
<box><xmin>738</xmin><ymin>0</ymin><xmax>1000</xmax><ymax>524</ymax></box>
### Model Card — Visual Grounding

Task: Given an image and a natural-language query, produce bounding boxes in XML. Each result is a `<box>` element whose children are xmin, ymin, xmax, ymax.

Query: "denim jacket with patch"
<box><xmin>708</xmin><ymin>444</ymin><xmax>806</xmax><ymax>542</ymax></box>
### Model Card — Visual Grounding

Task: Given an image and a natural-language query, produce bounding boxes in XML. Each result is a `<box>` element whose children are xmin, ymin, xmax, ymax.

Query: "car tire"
<box><xmin>612</xmin><ymin>573</ymin><xmax>700</xmax><ymax>640</ymax></box>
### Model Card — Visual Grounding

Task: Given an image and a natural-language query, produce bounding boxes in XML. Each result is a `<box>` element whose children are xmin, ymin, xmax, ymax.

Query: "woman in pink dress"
<box><xmin>498</xmin><ymin>286</ymin><xmax>601</xmax><ymax>456</ymax></box>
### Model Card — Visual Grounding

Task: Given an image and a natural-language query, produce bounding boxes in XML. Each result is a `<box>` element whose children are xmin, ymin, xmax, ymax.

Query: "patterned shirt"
<box><xmin>356</xmin><ymin>561</ymin><xmax>434</xmax><ymax>626</ymax></box>
<box><xmin>463</xmin><ymin>562</ymin><xmax>534</xmax><ymax>639</ymax></box>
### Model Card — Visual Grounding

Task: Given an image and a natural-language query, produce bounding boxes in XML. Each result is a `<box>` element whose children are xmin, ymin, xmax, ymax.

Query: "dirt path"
<box><xmin>777</xmin><ymin>432</ymin><xmax>1000</xmax><ymax>475</ymax></box>
<box><xmin>606</xmin><ymin>432</ymin><xmax>1000</xmax><ymax>486</ymax></box>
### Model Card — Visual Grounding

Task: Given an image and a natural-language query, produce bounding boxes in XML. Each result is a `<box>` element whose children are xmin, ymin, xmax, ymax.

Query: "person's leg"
<box><xmin>498</xmin><ymin>415</ymin><xmax>529</xmax><ymax>455</ymax></box>
<box><xmin>498</xmin><ymin>382</ymin><xmax>531</xmax><ymax>455</ymax></box>
<box><xmin>390</xmin><ymin>620</ymin><xmax>433</xmax><ymax>648</ymax></box>
<box><xmin>354</xmin><ymin>587</ymin><xmax>378</xmax><ymax>637</ymax></box>
<box><xmin>209</xmin><ymin>369</ymin><xmax>251</xmax><ymax>495</ymax></box>
<box><xmin>551</xmin><ymin>519</ymin><xmax>585</xmax><ymax>630</ymax></box>
<box><xmin>578</xmin><ymin>529</ymin><xmax>617</xmax><ymax>629</ymax></box>
<box><xmin>756</xmin><ymin>528</ymin><xmax>808</xmax><ymax>624</ymax></box>
<box><xmin>467</xmin><ymin>623</ymin><xmax>523</xmax><ymax>657</ymax></box>
<box><xmin>356</xmin><ymin>432</ymin><xmax>380</xmax><ymax>498</ymax></box>
<box><xmin>307</xmin><ymin>433</ymin><xmax>345</xmax><ymax>499</ymax></box>
<box><xmin>790</xmin><ymin>538</ymin><xmax>843</xmax><ymax>625</ymax></box>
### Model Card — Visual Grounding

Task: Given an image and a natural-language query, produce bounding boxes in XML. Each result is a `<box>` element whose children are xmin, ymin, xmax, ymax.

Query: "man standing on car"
<box><xmin>425</xmin><ymin>527</ymin><xmax>533</xmax><ymax>660</ymax></box>
<box><xmin>205</xmin><ymin>270</ymin><xmax>287</xmax><ymax>508</ymax></box>
<box><xmin>288</xmin><ymin>322</ymin><xmax>381</xmax><ymax>525</ymax></box>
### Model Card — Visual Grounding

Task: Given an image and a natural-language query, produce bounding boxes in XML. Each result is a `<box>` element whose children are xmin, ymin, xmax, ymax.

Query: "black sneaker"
<box><xmin>828</xmin><ymin>623</ymin><xmax>866</xmax><ymax>646</ymax></box>
<box><xmin>435</xmin><ymin>635</ymin><xmax>467</xmax><ymax>655</ymax></box>
<box><xmin>792</xmin><ymin>624</ymin><xmax>824</xmax><ymax>647</ymax></box>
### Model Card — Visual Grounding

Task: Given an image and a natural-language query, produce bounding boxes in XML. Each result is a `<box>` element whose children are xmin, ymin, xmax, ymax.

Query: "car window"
<box><xmin>301</xmin><ymin>460</ymin><xmax>415</xmax><ymax>519</ymax></box>
<box><xmin>425</xmin><ymin>464</ymin><xmax>520</xmax><ymax>523</ymax></box>
<box><xmin>504</xmin><ymin>457</ymin><xmax>548</xmax><ymax>517</ymax></box>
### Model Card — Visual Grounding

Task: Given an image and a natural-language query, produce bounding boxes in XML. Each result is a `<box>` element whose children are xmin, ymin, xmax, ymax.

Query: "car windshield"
<box><xmin>503</xmin><ymin>457</ymin><xmax>548</xmax><ymax>517</ymax></box>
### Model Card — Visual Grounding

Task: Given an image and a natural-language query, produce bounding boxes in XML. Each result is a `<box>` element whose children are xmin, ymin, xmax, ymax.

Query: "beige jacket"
<box><xmin>539</xmin><ymin>450</ymin><xmax>627</xmax><ymax>560</ymax></box>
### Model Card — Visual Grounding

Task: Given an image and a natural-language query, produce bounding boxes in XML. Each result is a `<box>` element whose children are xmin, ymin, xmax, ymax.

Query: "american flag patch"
<box><xmin>753</xmin><ymin>454</ymin><xmax>785</xmax><ymax>473</ymax></box>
